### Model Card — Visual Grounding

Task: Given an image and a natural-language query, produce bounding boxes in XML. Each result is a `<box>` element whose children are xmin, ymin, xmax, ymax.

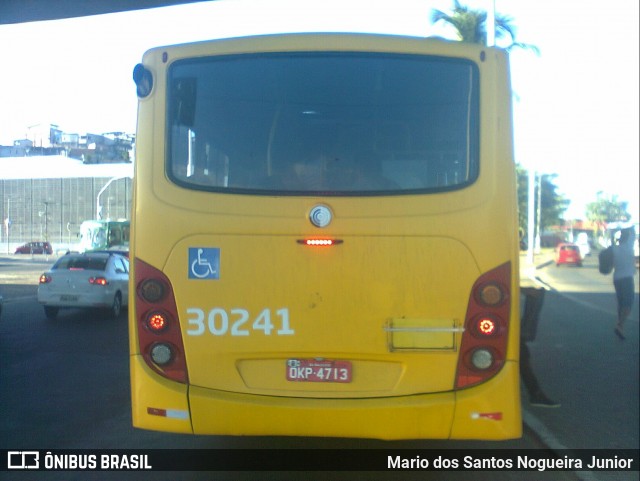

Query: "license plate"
<box><xmin>60</xmin><ymin>295</ymin><xmax>78</xmax><ymax>302</ymax></box>
<box><xmin>286</xmin><ymin>359</ymin><xmax>352</xmax><ymax>383</ymax></box>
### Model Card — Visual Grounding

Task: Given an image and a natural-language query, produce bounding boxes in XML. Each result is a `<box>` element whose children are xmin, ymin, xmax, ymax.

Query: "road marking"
<box><xmin>553</xmin><ymin>290</ymin><xmax>617</xmax><ymax>316</ymax></box>
<box><xmin>525</xmin><ymin>258</ymin><xmax>628</xmax><ymax>316</ymax></box>
<box><xmin>522</xmin><ymin>259</ymin><xmax>635</xmax><ymax>481</ymax></box>
<box><xmin>522</xmin><ymin>408</ymin><xmax>568</xmax><ymax>450</ymax></box>
<box><xmin>2</xmin><ymin>295</ymin><xmax>37</xmax><ymax>303</ymax></box>
<box><xmin>533</xmin><ymin>273</ymin><xmax>639</xmax><ymax>317</ymax></box>
<box><xmin>523</xmin><ymin>409</ymin><xmax>604</xmax><ymax>481</ymax></box>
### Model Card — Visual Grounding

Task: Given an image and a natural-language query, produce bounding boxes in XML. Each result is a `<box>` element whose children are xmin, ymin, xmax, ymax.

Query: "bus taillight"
<box><xmin>134</xmin><ymin>258</ymin><xmax>188</xmax><ymax>383</ymax></box>
<box><xmin>455</xmin><ymin>262</ymin><xmax>511</xmax><ymax>389</ymax></box>
<box><xmin>473</xmin><ymin>316</ymin><xmax>499</xmax><ymax>337</ymax></box>
<box><xmin>139</xmin><ymin>278</ymin><xmax>167</xmax><ymax>303</ymax></box>
<box><xmin>145</xmin><ymin>311</ymin><xmax>170</xmax><ymax>332</ymax></box>
<box><xmin>149</xmin><ymin>342</ymin><xmax>175</xmax><ymax>365</ymax></box>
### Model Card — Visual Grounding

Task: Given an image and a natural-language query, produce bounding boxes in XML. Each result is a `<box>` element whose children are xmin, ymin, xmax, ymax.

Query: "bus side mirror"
<box><xmin>133</xmin><ymin>63</ymin><xmax>153</xmax><ymax>98</ymax></box>
<box><xmin>170</xmin><ymin>77</ymin><xmax>197</xmax><ymax>128</ymax></box>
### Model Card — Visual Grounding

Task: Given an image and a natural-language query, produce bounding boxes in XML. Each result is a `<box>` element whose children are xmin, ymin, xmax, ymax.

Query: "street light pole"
<box><xmin>5</xmin><ymin>197</ymin><xmax>10</xmax><ymax>254</ymax></box>
<box><xmin>486</xmin><ymin>0</ymin><xmax>496</xmax><ymax>47</ymax></box>
<box><xmin>43</xmin><ymin>201</ymin><xmax>51</xmax><ymax>242</ymax></box>
<box><xmin>535</xmin><ymin>173</ymin><xmax>542</xmax><ymax>253</ymax></box>
<box><xmin>96</xmin><ymin>175</ymin><xmax>130</xmax><ymax>220</ymax></box>
<box><xmin>527</xmin><ymin>169</ymin><xmax>535</xmax><ymax>264</ymax></box>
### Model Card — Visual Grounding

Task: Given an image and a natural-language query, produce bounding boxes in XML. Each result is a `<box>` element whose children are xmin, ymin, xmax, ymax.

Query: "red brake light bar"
<box><xmin>297</xmin><ymin>239</ymin><xmax>343</xmax><ymax>247</ymax></box>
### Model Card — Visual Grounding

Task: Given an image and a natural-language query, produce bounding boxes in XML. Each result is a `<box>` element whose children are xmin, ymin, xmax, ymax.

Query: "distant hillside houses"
<box><xmin>0</xmin><ymin>123</ymin><xmax>134</xmax><ymax>164</ymax></box>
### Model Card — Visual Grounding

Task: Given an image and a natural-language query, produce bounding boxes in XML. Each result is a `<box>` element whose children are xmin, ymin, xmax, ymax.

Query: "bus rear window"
<box><xmin>167</xmin><ymin>52</ymin><xmax>479</xmax><ymax>195</ymax></box>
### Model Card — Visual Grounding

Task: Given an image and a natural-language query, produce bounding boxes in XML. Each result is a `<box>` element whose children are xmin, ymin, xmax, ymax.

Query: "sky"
<box><xmin>0</xmin><ymin>0</ymin><xmax>638</xmax><ymax>221</ymax></box>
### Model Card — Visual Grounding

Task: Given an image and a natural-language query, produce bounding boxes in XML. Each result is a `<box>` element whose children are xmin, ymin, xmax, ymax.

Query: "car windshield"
<box><xmin>53</xmin><ymin>256</ymin><xmax>108</xmax><ymax>271</ymax></box>
<box><xmin>167</xmin><ymin>52</ymin><xmax>480</xmax><ymax>196</ymax></box>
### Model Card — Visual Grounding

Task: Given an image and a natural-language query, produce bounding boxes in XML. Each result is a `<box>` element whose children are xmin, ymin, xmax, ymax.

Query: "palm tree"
<box><xmin>430</xmin><ymin>0</ymin><xmax>538</xmax><ymax>53</ymax></box>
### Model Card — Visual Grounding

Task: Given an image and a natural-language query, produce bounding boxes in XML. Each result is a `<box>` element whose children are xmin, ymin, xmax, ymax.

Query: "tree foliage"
<box><xmin>516</xmin><ymin>164</ymin><xmax>569</xmax><ymax>236</ymax></box>
<box><xmin>432</xmin><ymin>2</ymin><xmax>560</xmax><ymax>235</ymax></box>
<box><xmin>586</xmin><ymin>192</ymin><xmax>631</xmax><ymax>224</ymax></box>
<box><xmin>539</xmin><ymin>174</ymin><xmax>570</xmax><ymax>230</ymax></box>
<box><xmin>430</xmin><ymin>0</ymin><xmax>539</xmax><ymax>53</ymax></box>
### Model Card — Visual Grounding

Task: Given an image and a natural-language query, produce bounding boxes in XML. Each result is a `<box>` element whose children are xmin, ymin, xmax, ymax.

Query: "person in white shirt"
<box><xmin>612</xmin><ymin>226</ymin><xmax>637</xmax><ymax>340</ymax></box>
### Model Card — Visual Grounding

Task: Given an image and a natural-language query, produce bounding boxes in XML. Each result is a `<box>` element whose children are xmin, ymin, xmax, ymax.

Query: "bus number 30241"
<box><xmin>185</xmin><ymin>307</ymin><xmax>294</xmax><ymax>336</ymax></box>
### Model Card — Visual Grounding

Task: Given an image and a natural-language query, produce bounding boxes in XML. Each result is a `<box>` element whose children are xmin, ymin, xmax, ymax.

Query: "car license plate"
<box><xmin>286</xmin><ymin>359</ymin><xmax>352</xmax><ymax>383</ymax></box>
<box><xmin>60</xmin><ymin>295</ymin><xmax>78</xmax><ymax>302</ymax></box>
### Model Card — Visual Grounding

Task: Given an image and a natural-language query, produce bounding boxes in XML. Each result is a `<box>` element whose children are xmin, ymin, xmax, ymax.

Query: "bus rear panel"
<box><xmin>130</xmin><ymin>34</ymin><xmax>521</xmax><ymax>440</ymax></box>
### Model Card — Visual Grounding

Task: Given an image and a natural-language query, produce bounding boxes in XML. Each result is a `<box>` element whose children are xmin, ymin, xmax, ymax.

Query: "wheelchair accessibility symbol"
<box><xmin>188</xmin><ymin>247</ymin><xmax>220</xmax><ymax>280</ymax></box>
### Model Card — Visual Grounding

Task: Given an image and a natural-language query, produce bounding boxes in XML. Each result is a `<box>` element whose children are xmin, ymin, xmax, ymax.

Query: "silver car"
<box><xmin>37</xmin><ymin>252</ymin><xmax>129</xmax><ymax>320</ymax></box>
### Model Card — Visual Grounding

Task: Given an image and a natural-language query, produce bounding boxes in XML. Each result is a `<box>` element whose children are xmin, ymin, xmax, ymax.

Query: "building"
<box><xmin>0</xmin><ymin>141</ymin><xmax>30</xmax><ymax>157</ymax></box>
<box><xmin>0</xmin><ymin>155</ymin><xmax>133</xmax><ymax>253</ymax></box>
<box><xmin>0</xmin><ymin>123</ymin><xmax>135</xmax><ymax>163</ymax></box>
<box><xmin>26</xmin><ymin>123</ymin><xmax>62</xmax><ymax>149</ymax></box>
<box><xmin>70</xmin><ymin>132</ymin><xmax>135</xmax><ymax>164</ymax></box>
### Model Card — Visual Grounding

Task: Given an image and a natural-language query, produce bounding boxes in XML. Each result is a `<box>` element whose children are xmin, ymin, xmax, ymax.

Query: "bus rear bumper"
<box><xmin>189</xmin><ymin>363</ymin><xmax>521</xmax><ymax>440</ymax></box>
<box><xmin>451</xmin><ymin>361</ymin><xmax>522</xmax><ymax>440</ymax></box>
<box><xmin>189</xmin><ymin>385</ymin><xmax>456</xmax><ymax>440</ymax></box>
<box><xmin>131</xmin><ymin>355</ymin><xmax>521</xmax><ymax>440</ymax></box>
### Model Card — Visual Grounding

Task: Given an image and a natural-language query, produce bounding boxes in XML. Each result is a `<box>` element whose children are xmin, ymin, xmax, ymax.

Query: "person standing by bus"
<box><xmin>520</xmin><ymin>287</ymin><xmax>560</xmax><ymax>408</ymax></box>
<box><xmin>613</xmin><ymin>226</ymin><xmax>636</xmax><ymax>340</ymax></box>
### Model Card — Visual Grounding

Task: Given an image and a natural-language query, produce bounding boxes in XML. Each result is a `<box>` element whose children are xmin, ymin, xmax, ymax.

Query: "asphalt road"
<box><xmin>520</xmin><ymin>252</ymin><xmax>639</xmax><ymax>481</ymax></box>
<box><xmin>1</xmin><ymin>252</ymin><xmax>637</xmax><ymax>481</ymax></box>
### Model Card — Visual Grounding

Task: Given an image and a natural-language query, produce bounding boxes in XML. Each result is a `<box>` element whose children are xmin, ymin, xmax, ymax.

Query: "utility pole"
<box><xmin>97</xmin><ymin>175</ymin><xmax>131</xmax><ymax>220</ymax></box>
<box><xmin>5</xmin><ymin>197</ymin><xmax>10</xmax><ymax>254</ymax></box>
<box><xmin>486</xmin><ymin>0</ymin><xmax>496</xmax><ymax>47</ymax></box>
<box><xmin>535</xmin><ymin>173</ymin><xmax>542</xmax><ymax>253</ymax></box>
<box><xmin>43</xmin><ymin>201</ymin><xmax>51</xmax><ymax>242</ymax></box>
<box><xmin>527</xmin><ymin>169</ymin><xmax>535</xmax><ymax>264</ymax></box>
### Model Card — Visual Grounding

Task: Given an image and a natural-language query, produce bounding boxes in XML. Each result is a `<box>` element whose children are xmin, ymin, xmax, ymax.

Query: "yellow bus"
<box><xmin>129</xmin><ymin>33</ymin><xmax>521</xmax><ymax>440</ymax></box>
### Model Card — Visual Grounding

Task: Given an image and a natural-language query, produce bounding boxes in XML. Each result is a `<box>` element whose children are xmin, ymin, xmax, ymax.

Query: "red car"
<box><xmin>555</xmin><ymin>243</ymin><xmax>582</xmax><ymax>267</ymax></box>
<box><xmin>14</xmin><ymin>241</ymin><xmax>53</xmax><ymax>255</ymax></box>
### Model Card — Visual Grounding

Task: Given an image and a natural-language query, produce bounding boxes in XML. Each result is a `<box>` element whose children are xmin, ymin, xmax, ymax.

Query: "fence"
<box><xmin>1</xmin><ymin>177</ymin><xmax>132</xmax><ymax>253</ymax></box>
